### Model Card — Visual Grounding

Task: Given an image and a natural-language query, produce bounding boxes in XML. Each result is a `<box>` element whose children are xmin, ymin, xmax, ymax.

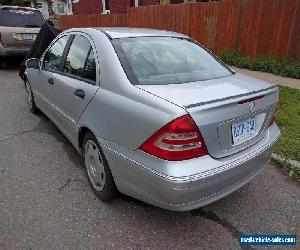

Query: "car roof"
<box><xmin>0</xmin><ymin>5</ymin><xmax>39</xmax><ymax>11</ymax></box>
<box><xmin>74</xmin><ymin>27</ymin><xmax>188</xmax><ymax>39</ymax></box>
<box><xmin>98</xmin><ymin>27</ymin><xmax>187</xmax><ymax>39</ymax></box>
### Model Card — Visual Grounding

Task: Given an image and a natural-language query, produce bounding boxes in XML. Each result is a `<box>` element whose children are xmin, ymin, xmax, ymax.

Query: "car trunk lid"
<box><xmin>137</xmin><ymin>73</ymin><xmax>279</xmax><ymax>158</ymax></box>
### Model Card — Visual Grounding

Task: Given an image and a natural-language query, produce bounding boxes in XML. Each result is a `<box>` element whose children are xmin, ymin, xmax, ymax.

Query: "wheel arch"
<box><xmin>23</xmin><ymin>73</ymin><xmax>28</xmax><ymax>84</ymax></box>
<box><xmin>77</xmin><ymin>126</ymin><xmax>94</xmax><ymax>153</ymax></box>
<box><xmin>77</xmin><ymin>127</ymin><xmax>112</xmax><ymax>174</ymax></box>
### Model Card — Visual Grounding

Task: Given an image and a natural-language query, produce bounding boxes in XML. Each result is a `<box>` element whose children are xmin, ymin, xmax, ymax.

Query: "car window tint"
<box><xmin>44</xmin><ymin>36</ymin><xmax>69</xmax><ymax>71</ymax></box>
<box><xmin>64</xmin><ymin>35</ymin><xmax>95</xmax><ymax>82</ymax></box>
<box><xmin>113</xmin><ymin>37</ymin><xmax>232</xmax><ymax>85</ymax></box>
<box><xmin>83</xmin><ymin>49</ymin><xmax>96</xmax><ymax>82</ymax></box>
<box><xmin>0</xmin><ymin>9</ymin><xmax>44</xmax><ymax>27</ymax></box>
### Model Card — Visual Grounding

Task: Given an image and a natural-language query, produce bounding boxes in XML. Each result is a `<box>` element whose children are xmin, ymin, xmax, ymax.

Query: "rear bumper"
<box><xmin>0</xmin><ymin>44</ymin><xmax>30</xmax><ymax>57</ymax></box>
<box><xmin>100</xmin><ymin>124</ymin><xmax>280</xmax><ymax>211</ymax></box>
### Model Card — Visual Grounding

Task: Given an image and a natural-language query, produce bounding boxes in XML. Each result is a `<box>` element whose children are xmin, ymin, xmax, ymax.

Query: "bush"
<box><xmin>218</xmin><ymin>50</ymin><xmax>300</xmax><ymax>79</ymax></box>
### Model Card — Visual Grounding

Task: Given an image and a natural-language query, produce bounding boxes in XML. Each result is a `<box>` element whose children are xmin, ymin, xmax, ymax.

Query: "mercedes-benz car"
<box><xmin>24</xmin><ymin>28</ymin><xmax>280</xmax><ymax>211</ymax></box>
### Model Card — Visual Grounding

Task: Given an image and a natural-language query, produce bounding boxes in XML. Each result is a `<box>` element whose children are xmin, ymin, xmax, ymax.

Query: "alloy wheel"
<box><xmin>84</xmin><ymin>140</ymin><xmax>106</xmax><ymax>192</ymax></box>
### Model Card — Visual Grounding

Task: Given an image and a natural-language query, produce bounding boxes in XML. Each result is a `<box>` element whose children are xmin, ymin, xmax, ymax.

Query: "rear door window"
<box><xmin>0</xmin><ymin>8</ymin><xmax>44</xmax><ymax>28</ymax></box>
<box><xmin>63</xmin><ymin>35</ymin><xmax>96</xmax><ymax>83</ymax></box>
<box><xmin>43</xmin><ymin>36</ymin><xmax>69</xmax><ymax>71</ymax></box>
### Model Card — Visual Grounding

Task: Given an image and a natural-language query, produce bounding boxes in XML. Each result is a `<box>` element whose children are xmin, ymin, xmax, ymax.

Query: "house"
<box><xmin>72</xmin><ymin>0</ymin><xmax>159</xmax><ymax>15</ymax></box>
<box><xmin>24</xmin><ymin>0</ymin><xmax>72</xmax><ymax>19</ymax></box>
<box><xmin>71</xmin><ymin>0</ymin><xmax>216</xmax><ymax>15</ymax></box>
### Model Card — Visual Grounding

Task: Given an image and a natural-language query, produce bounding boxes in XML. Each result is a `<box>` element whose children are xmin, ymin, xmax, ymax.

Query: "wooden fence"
<box><xmin>58</xmin><ymin>0</ymin><xmax>300</xmax><ymax>60</ymax></box>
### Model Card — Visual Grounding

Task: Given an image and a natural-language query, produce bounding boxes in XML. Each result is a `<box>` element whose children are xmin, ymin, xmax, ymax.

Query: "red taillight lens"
<box><xmin>269</xmin><ymin>115</ymin><xmax>276</xmax><ymax>127</ymax></box>
<box><xmin>269</xmin><ymin>100</ymin><xmax>279</xmax><ymax>127</ymax></box>
<box><xmin>238</xmin><ymin>95</ymin><xmax>264</xmax><ymax>104</ymax></box>
<box><xmin>139</xmin><ymin>114</ymin><xmax>208</xmax><ymax>161</ymax></box>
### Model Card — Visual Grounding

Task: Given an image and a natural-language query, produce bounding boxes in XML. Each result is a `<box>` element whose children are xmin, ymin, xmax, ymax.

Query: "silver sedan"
<box><xmin>24</xmin><ymin>28</ymin><xmax>280</xmax><ymax>211</ymax></box>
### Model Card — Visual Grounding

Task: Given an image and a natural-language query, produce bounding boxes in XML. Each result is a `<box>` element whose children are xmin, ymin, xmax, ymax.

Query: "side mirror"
<box><xmin>25</xmin><ymin>58</ymin><xmax>40</xmax><ymax>69</ymax></box>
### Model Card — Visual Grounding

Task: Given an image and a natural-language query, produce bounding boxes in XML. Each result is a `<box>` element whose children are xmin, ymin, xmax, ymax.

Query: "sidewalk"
<box><xmin>231</xmin><ymin>66</ymin><xmax>300</xmax><ymax>90</ymax></box>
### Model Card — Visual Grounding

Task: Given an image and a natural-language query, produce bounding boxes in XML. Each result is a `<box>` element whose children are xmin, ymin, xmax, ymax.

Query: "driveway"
<box><xmin>0</xmin><ymin>69</ymin><xmax>299</xmax><ymax>250</ymax></box>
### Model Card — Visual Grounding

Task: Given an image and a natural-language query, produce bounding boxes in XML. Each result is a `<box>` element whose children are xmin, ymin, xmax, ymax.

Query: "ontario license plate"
<box><xmin>21</xmin><ymin>33</ymin><xmax>34</xmax><ymax>40</ymax></box>
<box><xmin>232</xmin><ymin>118</ymin><xmax>256</xmax><ymax>145</ymax></box>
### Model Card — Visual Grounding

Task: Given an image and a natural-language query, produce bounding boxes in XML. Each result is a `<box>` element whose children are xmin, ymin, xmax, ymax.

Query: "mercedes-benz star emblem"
<box><xmin>249</xmin><ymin>102</ymin><xmax>256</xmax><ymax>113</ymax></box>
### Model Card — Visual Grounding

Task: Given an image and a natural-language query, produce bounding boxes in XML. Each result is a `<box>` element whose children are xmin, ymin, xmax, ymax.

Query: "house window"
<box><xmin>170</xmin><ymin>0</ymin><xmax>184</xmax><ymax>4</ymax></box>
<box><xmin>138</xmin><ymin>0</ymin><xmax>159</xmax><ymax>6</ymax></box>
<box><xmin>57</xmin><ymin>3</ymin><xmax>65</xmax><ymax>14</ymax></box>
<box><xmin>105</xmin><ymin>0</ymin><xmax>109</xmax><ymax>10</ymax></box>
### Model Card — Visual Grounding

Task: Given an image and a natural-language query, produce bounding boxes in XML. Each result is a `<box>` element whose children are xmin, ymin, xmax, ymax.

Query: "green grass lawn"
<box><xmin>219</xmin><ymin>50</ymin><xmax>300</xmax><ymax>79</ymax></box>
<box><xmin>274</xmin><ymin>86</ymin><xmax>300</xmax><ymax>162</ymax></box>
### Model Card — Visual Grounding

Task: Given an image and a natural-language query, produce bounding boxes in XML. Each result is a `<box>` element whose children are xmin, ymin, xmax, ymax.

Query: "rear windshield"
<box><xmin>113</xmin><ymin>37</ymin><xmax>232</xmax><ymax>85</ymax></box>
<box><xmin>0</xmin><ymin>8</ymin><xmax>44</xmax><ymax>28</ymax></box>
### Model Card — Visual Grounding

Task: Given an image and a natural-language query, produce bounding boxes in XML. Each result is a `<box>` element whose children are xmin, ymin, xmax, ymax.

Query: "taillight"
<box><xmin>238</xmin><ymin>95</ymin><xmax>264</xmax><ymax>104</ymax></box>
<box><xmin>139</xmin><ymin>114</ymin><xmax>208</xmax><ymax>161</ymax></box>
<box><xmin>269</xmin><ymin>101</ymin><xmax>279</xmax><ymax>127</ymax></box>
<box><xmin>269</xmin><ymin>115</ymin><xmax>276</xmax><ymax>127</ymax></box>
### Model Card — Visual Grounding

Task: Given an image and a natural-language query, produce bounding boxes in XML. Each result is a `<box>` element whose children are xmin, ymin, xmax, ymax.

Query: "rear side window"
<box><xmin>83</xmin><ymin>49</ymin><xmax>96</xmax><ymax>82</ymax></box>
<box><xmin>63</xmin><ymin>35</ymin><xmax>96</xmax><ymax>83</ymax></box>
<box><xmin>44</xmin><ymin>36</ymin><xmax>69</xmax><ymax>71</ymax></box>
<box><xmin>0</xmin><ymin>8</ymin><xmax>44</xmax><ymax>27</ymax></box>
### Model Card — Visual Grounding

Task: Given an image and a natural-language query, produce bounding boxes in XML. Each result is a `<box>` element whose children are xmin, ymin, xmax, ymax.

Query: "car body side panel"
<box><xmin>50</xmin><ymin>74</ymin><xmax>99</xmax><ymax>145</ymax></box>
<box><xmin>27</xmin><ymin>68</ymin><xmax>56</xmax><ymax>116</ymax></box>
<box><xmin>27</xmin><ymin>69</ymin><xmax>80</xmax><ymax>146</ymax></box>
<box><xmin>77</xmin><ymin>29</ymin><xmax>186</xmax><ymax>150</ymax></box>
<box><xmin>78</xmin><ymin>86</ymin><xmax>186</xmax><ymax>150</ymax></box>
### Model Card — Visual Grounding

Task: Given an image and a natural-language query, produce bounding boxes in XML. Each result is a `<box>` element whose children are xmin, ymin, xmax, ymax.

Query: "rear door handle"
<box><xmin>48</xmin><ymin>78</ymin><xmax>54</xmax><ymax>85</ymax></box>
<box><xmin>74</xmin><ymin>89</ymin><xmax>85</xmax><ymax>99</ymax></box>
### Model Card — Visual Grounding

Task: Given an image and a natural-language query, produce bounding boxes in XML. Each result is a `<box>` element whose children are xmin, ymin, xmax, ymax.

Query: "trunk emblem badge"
<box><xmin>249</xmin><ymin>102</ymin><xmax>256</xmax><ymax>113</ymax></box>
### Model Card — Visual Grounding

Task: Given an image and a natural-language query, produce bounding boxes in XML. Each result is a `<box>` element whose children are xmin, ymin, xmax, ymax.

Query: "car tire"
<box><xmin>24</xmin><ymin>79</ymin><xmax>39</xmax><ymax>114</ymax></box>
<box><xmin>83</xmin><ymin>132</ymin><xmax>118</xmax><ymax>201</ymax></box>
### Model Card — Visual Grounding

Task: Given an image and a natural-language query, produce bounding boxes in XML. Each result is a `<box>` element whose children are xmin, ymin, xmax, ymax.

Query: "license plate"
<box><xmin>232</xmin><ymin>118</ymin><xmax>256</xmax><ymax>145</ymax></box>
<box><xmin>21</xmin><ymin>33</ymin><xmax>34</xmax><ymax>40</ymax></box>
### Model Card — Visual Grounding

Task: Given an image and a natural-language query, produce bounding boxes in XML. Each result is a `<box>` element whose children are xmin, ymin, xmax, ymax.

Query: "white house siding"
<box><xmin>31</xmin><ymin>0</ymin><xmax>71</xmax><ymax>19</ymax></box>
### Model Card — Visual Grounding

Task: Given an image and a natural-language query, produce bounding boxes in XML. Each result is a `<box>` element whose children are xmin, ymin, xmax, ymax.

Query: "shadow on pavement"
<box><xmin>0</xmin><ymin>57</ymin><xmax>24</xmax><ymax>70</ymax></box>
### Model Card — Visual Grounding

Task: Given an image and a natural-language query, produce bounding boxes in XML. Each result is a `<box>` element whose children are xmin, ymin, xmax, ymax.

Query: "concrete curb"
<box><xmin>271</xmin><ymin>153</ymin><xmax>300</xmax><ymax>168</ymax></box>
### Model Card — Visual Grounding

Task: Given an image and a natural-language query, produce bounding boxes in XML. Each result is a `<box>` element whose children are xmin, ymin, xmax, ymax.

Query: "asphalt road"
<box><xmin>0</xmin><ymin>68</ymin><xmax>299</xmax><ymax>250</ymax></box>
